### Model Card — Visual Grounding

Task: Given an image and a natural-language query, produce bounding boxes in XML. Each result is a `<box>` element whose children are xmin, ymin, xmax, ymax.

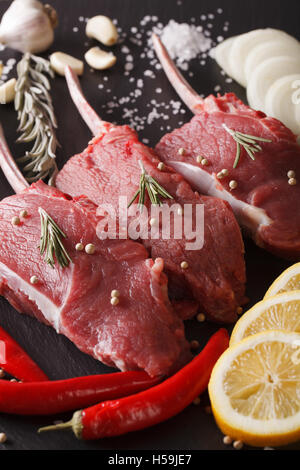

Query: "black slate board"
<box><xmin>0</xmin><ymin>0</ymin><xmax>298</xmax><ymax>451</ymax></box>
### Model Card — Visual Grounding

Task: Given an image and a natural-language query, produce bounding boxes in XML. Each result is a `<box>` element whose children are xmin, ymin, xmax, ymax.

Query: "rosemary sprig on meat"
<box><xmin>127</xmin><ymin>161</ymin><xmax>173</xmax><ymax>208</ymax></box>
<box><xmin>222</xmin><ymin>123</ymin><xmax>272</xmax><ymax>169</ymax></box>
<box><xmin>14</xmin><ymin>53</ymin><xmax>58</xmax><ymax>184</ymax></box>
<box><xmin>39</xmin><ymin>208</ymin><xmax>71</xmax><ymax>268</ymax></box>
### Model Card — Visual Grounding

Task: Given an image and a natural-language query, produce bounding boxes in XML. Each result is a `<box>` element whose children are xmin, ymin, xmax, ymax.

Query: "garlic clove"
<box><xmin>84</xmin><ymin>47</ymin><xmax>117</xmax><ymax>70</ymax></box>
<box><xmin>50</xmin><ymin>52</ymin><xmax>84</xmax><ymax>76</ymax></box>
<box><xmin>85</xmin><ymin>15</ymin><xmax>118</xmax><ymax>46</ymax></box>
<box><xmin>0</xmin><ymin>78</ymin><xmax>17</xmax><ymax>104</ymax></box>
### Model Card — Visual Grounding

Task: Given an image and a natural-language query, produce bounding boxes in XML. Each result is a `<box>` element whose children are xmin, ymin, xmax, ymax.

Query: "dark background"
<box><xmin>0</xmin><ymin>0</ymin><xmax>298</xmax><ymax>451</ymax></box>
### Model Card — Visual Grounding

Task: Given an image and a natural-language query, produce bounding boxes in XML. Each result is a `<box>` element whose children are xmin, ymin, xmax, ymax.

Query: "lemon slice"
<box><xmin>265</xmin><ymin>263</ymin><xmax>300</xmax><ymax>298</ymax></box>
<box><xmin>230</xmin><ymin>290</ymin><xmax>300</xmax><ymax>345</ymax></box>
<box><xmin>208</xmin><ymin>330</ymin><xmax>300</xmax><ymax>447</ymax></box>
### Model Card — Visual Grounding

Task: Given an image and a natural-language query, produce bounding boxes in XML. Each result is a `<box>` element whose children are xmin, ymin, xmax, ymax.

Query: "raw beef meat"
<box><xmin>55</xmin><ymin>67</ymin><xmax>246</xmax><ymax>323</ymax></box>
<box><xmin>0</xmin><ymin>140</ymin><xmax>191</xmax><ymax>377</ymax></box>
<box><xmin>153</xmin><ymin>34</ymin><xmax>300</xmax><ymax>259</ymax></box>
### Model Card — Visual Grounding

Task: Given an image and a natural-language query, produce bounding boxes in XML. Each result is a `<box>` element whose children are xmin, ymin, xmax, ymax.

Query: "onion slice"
<box><xmin>228</xmin><ymin>28</ymin><xmax>299</xmax><ymax>87</ymax></box>
<box><xmin>265</xmin><ymin>74</ymin><xmax>300</xmax><ymax>136</ymax></box>
<box><xmin>245</xmin><ymin>40</ymin><xmax>300</xmax><ymax>85</ymax></box>
<box><xmin>246</xmin><ymin>56</ymin><xmax>300</xmax><ymax>112</ymax></box>
<box><xmin>213</xmin><ymin>36</ymin><xmax>237</xmax><ymax>78</ymax></box>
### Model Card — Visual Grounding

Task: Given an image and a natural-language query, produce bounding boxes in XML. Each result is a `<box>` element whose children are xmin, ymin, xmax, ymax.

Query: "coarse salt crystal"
<box><xmin>121</xmin><ymin>46</ymin><xmax>130</xmax><ymax>54</ymax></box>
<box><xmin>125</xmin><ymin>63</ymin><xmax>134</xmax><ymax>71</ymax></box>
<box><xmin>144</xmin><ymin>69</ymin><xmax>155</xmax><ymax>78</ymax></box>
<box><xmin>158</xmin><ymin>20</ymin><xmax>213</xmax><ymax>70</ymax></box>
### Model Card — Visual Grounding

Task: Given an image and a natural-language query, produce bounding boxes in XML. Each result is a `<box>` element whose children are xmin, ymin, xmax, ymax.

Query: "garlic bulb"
<box><xmin>0</xmin><ymin>0</ymin><xmax>58</xmax><ymax>54</ymax></box>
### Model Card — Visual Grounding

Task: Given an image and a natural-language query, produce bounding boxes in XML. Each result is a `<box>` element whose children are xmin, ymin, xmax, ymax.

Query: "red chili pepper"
<box><xmin>0</xmin><ymin>325</ymin><xmax>48</xmax><ymax>382</ymax></box>
<box><xmin>0</xmin><ymin>370</ymin><xmax>160</xmax><ymax>415</ymax></box>
<box><xmin>39</xmin><ymin>328</ymin><xmax>229</xmax><ymax>439</ymax></box>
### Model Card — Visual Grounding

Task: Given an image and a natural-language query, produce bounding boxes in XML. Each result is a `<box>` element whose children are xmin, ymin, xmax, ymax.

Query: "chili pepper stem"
<box><xmin>38</xmin><ymin>410</ymin><xmax>83</xmax><ymax>439</ymax></box>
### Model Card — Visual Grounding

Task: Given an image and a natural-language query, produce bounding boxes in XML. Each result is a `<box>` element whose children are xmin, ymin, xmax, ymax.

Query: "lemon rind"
<box><xmin>265</xmin><ymin>263</ymin><xmax>300</xmax><ymax>298</ymax></box>
<box><xmin>209</xmin><ymin>330</ymin><xmax>300</xmax><ymax>447</ymax></box>
<box><xmin>230</xmin><ymin>290</ymin><xmax>300</xmax><ymax>345</ymax></box>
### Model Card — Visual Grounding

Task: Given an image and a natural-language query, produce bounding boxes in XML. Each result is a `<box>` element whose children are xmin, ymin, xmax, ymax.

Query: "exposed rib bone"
<box><xmin>65</xmin><ymin>66</ymin><xmax>114</xmax><ymax>136</ymax></box>
<box><xmin>0</xmin><ymin>124</ymin><xmax>28</xmax><ymax>194</ymax></box>
<box><xmin>152</xmin><ymin>33</ymin><xmax>204</xmax><ymax>113</ymax></box>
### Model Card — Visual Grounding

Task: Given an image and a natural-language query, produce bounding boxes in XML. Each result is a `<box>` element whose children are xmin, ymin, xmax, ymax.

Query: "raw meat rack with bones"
<box><xmin>55</xmin><ymin>67</ymin><xmax>246</xmax><ymax>323</ymax></box>
<box><xmin>0</xmin><ymin>124</ymin><xmax>191</xmax><ymax>377</ymax></box>
<box><xmin>152</xmin><ymin>33</ymin><xmax>300</xmax><ymax>260</ymax></box>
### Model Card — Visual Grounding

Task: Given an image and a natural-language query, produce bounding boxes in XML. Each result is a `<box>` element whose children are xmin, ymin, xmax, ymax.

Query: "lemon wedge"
<box><xmin>230</xmin><ymin>290</ymin><xmax>300</xmax><ymax>345</ymax></box>
<box><xmin>265</xmin><ymin>263</ymin><xmax>300</xmax><ymax>298</ymax></box>
<box><xmin>208</xmin><ymin>330</ymin><xmax>300</xmax><ymax>447</ymax></box>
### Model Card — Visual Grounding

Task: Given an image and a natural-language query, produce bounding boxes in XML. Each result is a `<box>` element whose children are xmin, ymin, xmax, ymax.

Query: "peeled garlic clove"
<box><xmin>50</xmin><ymin>52</ymin><xmax>84</xmax><ymax>76</ymax></box>
<box><xmin>85</xmin><ymin>47</ymin><xmax>117</xmax><ymax>70</ymax></box>
<box><xmin>0</xmin><ymin>78</ymin><xmax>17</xmax><ymax>104</ymax></box>
<box><xmin>86</xmin><ymin>15</ymin><xmax>118</xmax><ymax>46</ymax></box>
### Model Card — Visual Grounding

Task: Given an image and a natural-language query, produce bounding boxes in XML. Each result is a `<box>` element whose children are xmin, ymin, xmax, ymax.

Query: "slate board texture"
<box><xmin>0</xmin><ymin>0</ymin><xmax>298</xmax><ymax>451</ymax></box>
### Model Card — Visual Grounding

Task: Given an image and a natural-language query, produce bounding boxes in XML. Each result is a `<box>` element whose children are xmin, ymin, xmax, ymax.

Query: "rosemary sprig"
<box><xmin>222</xmin><ymin>123</ymin><xmax>272</xmax><ymax>168</ymax></box>
<box><xmin>127</xmin><ymin>161</ymin><xmax>173</xmax><ymax>208</ymax></box>
<box><xmin>39</xmin><ymin>208</ymin><xmax>72</xmax><ymax>269</ymax></box>
<box><xmin>14</xmin><ymin>53</ymin><xmax>58</xmax><ymax>185</ymax></box>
